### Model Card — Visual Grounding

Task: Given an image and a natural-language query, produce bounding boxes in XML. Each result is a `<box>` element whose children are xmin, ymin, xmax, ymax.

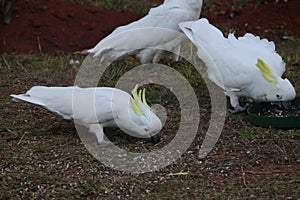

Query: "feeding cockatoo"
<box><xmin>11</xmin><ymin>85</ymin><xmax>162</xmax><ymax>144</ymax></box>
<box><xmin>179</xmin><ymin>18</ymin><xmax>296</xmax><ymax>113</ymax></box>
<box><xmin>88</xmin><ymin>0</ymin><xmax>203</xmax><ymax>64</ymax></box>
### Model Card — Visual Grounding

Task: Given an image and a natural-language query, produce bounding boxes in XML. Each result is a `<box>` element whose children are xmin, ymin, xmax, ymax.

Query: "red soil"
<box><xmin>0</xmin><ymin>0</ymin><xmax>140</xmax><ymax>54</ymax></box>
<box><xmin>0</xmin><ymin>0</ymin><xmax>299</xmax><ymax>55</ymax></box>
<box><xmin>206</xmin><ymin>0</ymin><xmax>300</xmax><ymax>38</ymax></box>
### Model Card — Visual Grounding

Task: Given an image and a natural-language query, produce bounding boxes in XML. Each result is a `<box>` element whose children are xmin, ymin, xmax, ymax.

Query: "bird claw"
<box><xmin>95</xmin><ymin>141</ymin><xmax>117</xmax><ymax>147</ymax></box>
<box><xmin>228</xmin><ymin>104</ymin><xmax>249</xmax><ymax>114</ymax></box>
<box><xmin>171</xmin><ymin>60</ymin><xmax>185</xmax><ymax>66</ymax></box>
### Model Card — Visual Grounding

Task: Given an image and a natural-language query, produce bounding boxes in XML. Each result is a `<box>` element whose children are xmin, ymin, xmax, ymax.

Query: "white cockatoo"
<box><xmin>11</xmin><ymin>85</ymin><xmax>162</xmax><ymax>144</ymax></box>
<box><xmin>179</xmin><ymin>18</ymin><xmax>296</xmax><ymax>113</ymax></box>
<box><xmin>88</xmin><ymin>0</ymin><xmax>203</xmax><ymax>64</ymax></box>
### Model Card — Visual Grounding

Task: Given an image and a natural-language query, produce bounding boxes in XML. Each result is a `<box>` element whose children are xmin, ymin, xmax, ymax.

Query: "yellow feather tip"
<box><xmin>130</xmin><ymin>84</ymin><xmax>151</xmax><ymax>115</ymax></box>
<box><xmin>130</xmin><ymin>97</ymin><xmax>143</xmax><ymax>115</ymax></box>
<box><xmin>132</xmin><ymin>85</ymin><xmax>139</xmax><ymax>102</ymax></box>
<box><xmin>256</xmin><ymin>58</ymin><xmax>277</xmax><ymax>84</ymax></box>
<box><xmin>142</xmin><ymin>88</ymin><xmax>150</xmax><ymax>109</ymax></box>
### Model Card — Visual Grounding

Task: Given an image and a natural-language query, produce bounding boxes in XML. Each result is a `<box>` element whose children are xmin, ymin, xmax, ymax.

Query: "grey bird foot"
<box><xmin>171</xmin><ymin>60</ymin><xmax>185</xmax><ymax>66</ymax></box>
<box><xmin>95</xmin><ymin>140</ymin><xmax>117</xmax><ymax>147</ymax></box>
<box><xmin>228</xmin><ymin>104</ymin><xmax>249</xmax><ymax>114</ymax></box>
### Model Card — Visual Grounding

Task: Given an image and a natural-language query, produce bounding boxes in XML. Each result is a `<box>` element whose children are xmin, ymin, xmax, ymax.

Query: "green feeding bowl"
<box><xmin>247</xmin><ymin>97</ymin><xmax>300</xmax><ymax>129</ymax></box>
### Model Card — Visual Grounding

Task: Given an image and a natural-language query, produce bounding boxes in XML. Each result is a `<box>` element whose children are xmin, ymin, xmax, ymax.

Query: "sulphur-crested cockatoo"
<box><xmin>88</xmin><ymin>0</ymin><xmax>203</xmax><ymax>64</ymax></box>
<box><xmin>179</xmin><ymin>18</ymin><xmax>296</xmax><ymax>113</ymax></box>
<box><xmin>11</xmin><ymin>85</ymin><xmax>162</xmax><ymax>144</ymax></box>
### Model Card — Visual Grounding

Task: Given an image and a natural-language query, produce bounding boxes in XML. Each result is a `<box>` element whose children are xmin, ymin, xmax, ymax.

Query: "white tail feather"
<box><xmin>179</xmin><ymin>18</ymin><xmax>224</xmax><ymax>48</ymax></box>
<box><xmin>10</xmin><ymin>91</ymin><xmax>72</xmax><ymax>120</ymax></box>
<box><xmin>10</xmin><ymin>94</ymin><xmax>46</xmax><ymax>107</ymax></box>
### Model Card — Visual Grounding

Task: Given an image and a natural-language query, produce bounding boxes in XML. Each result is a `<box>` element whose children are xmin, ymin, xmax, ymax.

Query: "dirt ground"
<box><xmin>0</xmin><ymin>0</ymin><xmax>299</xmax><ymax>54</ymax></box>
<box><xmin>0</xmin><ymin>0</ymin><xmax>140</xmax><ymax>54</ymax></box>
<box><xmin>0</xmin><ymin>0</ymin><xmax>299</xmax><ymax>199</ymax></box>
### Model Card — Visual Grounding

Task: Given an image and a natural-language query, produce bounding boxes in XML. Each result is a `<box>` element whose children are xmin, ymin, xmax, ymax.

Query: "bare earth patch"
<box><xmin>0</xmin><ymin>0</ymin><xmax>300</xmax><ymax>54</ymax></box>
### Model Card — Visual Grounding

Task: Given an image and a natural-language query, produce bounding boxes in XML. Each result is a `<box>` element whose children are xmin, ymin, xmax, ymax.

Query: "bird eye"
<box><xmin>144</xmin><ymin>128</ymin><xmax>149</xmax><ymax>131</ymax></box>
<box><xmin>276</xmin><ymin>94</ymin><xmax>282</xmax><ymax>99</ymax></box>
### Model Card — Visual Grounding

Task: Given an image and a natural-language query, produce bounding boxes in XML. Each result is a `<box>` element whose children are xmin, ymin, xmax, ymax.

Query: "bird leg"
<box><xmin>227</xmin><ymin>92</ymin><xmax>248</xmax><ymax>113</ymax></box>
<box><xmin>88</xmin><ymin>124</ymin><xmax>114</xmax><ymax>146</ymax></box>
<box><xmin>228</xmin><ymin>104</ymin><xmax>249</xmax><ymax>114</ymax></box>
<box><xmin>172</xmin><ymin>45</ymin><xmax>181</xmax><ymax>63</ymax></box>
<box><xmin>152</xmin><ymin>51</ymin><xmax>163</xmax><ymax>63</ymax></box>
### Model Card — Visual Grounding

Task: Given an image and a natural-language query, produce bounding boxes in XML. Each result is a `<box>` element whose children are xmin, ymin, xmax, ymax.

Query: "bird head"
<box><xmin>254</xmin><ymin>58</ymin><xmax>296</xmax><ymax>107</ymax></box>
<box><xmin>117</xmin><ymin>85</ymin><xmax>162</xmax><ymax>144</ymax></box>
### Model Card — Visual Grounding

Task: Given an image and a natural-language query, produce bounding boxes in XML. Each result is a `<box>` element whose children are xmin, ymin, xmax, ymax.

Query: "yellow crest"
<box><xmin>256</xmin><ymin>58</ymin><xmax>279</xmax><ymax>91</ymax></box>
<box><xmin>256</xmin><ymin>58</ymin><xmax>277</xmax><ymax>84</ymax></box>
<box><xmin>130</xmin><ymin>85</ymin><xmax>151</xmax><ymax>116</ymax></box>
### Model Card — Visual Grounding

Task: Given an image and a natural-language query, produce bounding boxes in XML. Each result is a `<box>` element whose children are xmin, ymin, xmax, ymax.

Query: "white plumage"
<box><xmin>88</xmin><ymin>0</ymin><xmax>203</xmax><ymax>64</ymax></box>
<box><xmin>11</xmin><ymin>86</ymin><xmax>162</xmax><ymax>144</ymax></box>
<box><xmin>179</xmin><ymin>18</ymin><xmax>296</xmax><ymax>113</ymax></box>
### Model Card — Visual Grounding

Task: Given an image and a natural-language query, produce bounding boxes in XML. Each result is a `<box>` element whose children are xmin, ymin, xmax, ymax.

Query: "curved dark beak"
<box><xmin>279</xmin><ymin>101</ymin><xmax>293</xmax><ymax>110</ymax></box>
<box><xmin>150</xmin><ymin>133</ymin><xmax>160</xmax><ymax>144</ymax></box>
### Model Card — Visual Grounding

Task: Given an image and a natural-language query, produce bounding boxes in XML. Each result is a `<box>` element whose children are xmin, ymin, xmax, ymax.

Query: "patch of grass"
<box><xmin>1</xmin><ymin>46</ymin><xmax>300</xmax><ymax>199</ymax></box>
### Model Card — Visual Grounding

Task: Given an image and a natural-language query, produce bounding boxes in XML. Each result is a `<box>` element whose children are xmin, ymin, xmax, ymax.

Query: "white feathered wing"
<box><xmin>11</xmin><ymin>86</ymin><xmax>162</xmax><ymax>144</ymax></box>
<box><xmin>179</xmin><ymin>18</ymin><xmax>295</xmax><ymax>112</ymax></box>
<box><xmin>88</xmin><ymin>0</ymin><xmax>203</xmax><ymax>64</ymax></box>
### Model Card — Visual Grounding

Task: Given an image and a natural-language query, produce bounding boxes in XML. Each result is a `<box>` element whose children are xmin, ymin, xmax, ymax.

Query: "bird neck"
<box><xmin>112</xmin><ymin>98</ymin><xmax>149</xmax><ymax>138</ymax></box>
